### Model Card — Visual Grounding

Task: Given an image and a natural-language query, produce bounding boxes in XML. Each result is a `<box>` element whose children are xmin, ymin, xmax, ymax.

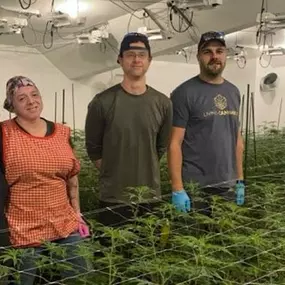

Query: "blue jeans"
<box><xmin>15</xmin><ymin>232</ymin><xmax>89</xmax><ymax>285</ymax></box>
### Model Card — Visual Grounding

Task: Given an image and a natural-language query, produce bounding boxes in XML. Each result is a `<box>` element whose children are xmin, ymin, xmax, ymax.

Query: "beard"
<box><xmin>202</xmin><ymin>60</ymin><xmax>225</xmax><ymax>77</ymax></box>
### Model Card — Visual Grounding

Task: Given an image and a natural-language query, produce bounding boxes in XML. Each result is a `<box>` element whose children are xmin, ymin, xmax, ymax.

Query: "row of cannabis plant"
<box><xmin>1</xmin><ymin>122</ymin><xmax>285</xmax><ymax>284</ymax></box>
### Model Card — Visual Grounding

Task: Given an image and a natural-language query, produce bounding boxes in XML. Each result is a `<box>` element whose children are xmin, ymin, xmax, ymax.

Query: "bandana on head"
<box><xmin>4</xmin><ymin>76</ymin><xmax>37</xmax><ymax>112</ymax></box>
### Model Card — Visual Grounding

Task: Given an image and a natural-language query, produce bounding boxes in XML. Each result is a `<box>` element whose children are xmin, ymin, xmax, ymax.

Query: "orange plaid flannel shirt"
<box><xmin>2</xmin><ymin>119</ymin><xmax>80</xmax><ymax>247</ymax></box>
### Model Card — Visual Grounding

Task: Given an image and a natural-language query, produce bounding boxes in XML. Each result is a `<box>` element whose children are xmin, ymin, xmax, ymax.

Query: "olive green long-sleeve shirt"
<box><xmin>85</xmin><ymin>84</ymin><xmax>172</xmax><ymax>203</ymax></box>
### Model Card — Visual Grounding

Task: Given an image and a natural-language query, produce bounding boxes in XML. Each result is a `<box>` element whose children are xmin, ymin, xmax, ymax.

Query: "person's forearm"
<box><xmin>167</xmin><ymin>143</ymin><xmax>184</xmax><ymax>191</ymax></box>
<box><xmin>236</xmin><ymin>136</ymin><xmax>244</xmax><ymax>180</ymax></box>
<box><xmin>67</xmin><ymin>175</ymin><xmax>80</xmax><ymax>214</ymax></box>
<box><xmin>236</xmin><ymin>147</ymin><xmax>244</xmax><ymax>180</ymax></box>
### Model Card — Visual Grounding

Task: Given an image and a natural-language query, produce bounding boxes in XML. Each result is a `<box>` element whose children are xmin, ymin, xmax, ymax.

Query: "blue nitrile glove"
<box><xmin>172</xmin><ymin>189</ymin><xmax>191</xmax><ymax>212</ymax></box>
<box><xmin>236</xmin><ymin>180</ymin><xmax>245</xmax><ymax>206</ymax></box>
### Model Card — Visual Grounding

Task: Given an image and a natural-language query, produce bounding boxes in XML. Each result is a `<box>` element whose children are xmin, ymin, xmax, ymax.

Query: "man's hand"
<box><xmin>236</xmin><ymin>180</ymin><xmax>245</xmax><ymax>206</ymax></box>
<box><xmin>172</xmin><ymin>189</ymin><xmax>191</xmax><ymax>212</ymax></box>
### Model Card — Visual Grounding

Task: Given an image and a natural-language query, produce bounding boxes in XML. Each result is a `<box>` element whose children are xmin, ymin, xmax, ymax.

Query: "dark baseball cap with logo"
<box><xmin>197</xmin><ymin>31</ymin><xmax>226</xmax><ymax>51</ymax></box>
<box><xmin>117</xmin><ymin>32</ymin><xmax>151</xmax><ymax>62</ymax></box>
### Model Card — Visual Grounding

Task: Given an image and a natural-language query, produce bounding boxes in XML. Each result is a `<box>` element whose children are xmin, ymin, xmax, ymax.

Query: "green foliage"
<box><xmin>72</xmin><ymin>129</ymin><xmax>100</xmax><ymax>215</ymax></box>
<box><xmin>1</xmin><ymin>122</ymin><xmax>285</xmax><ymax>284</ymax></box>
<box><xmin>246</xmin><ymin>121</ymin><xmax>285</xmax><ymax>178</ymax></box>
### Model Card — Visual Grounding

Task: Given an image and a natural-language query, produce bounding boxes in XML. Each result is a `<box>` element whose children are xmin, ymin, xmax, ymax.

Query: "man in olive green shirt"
<box><xmin>85</xmin><ymin>32</ymin><xmax>172</xmax><ymax>226</ymax></box>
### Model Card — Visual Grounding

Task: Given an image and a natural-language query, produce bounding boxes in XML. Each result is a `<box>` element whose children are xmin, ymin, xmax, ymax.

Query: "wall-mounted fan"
<box><xmin>260</xmin><ymin>72</ymin><xmax>279</xmax><ymax>92</ymax></box>
<box><xmin>260</xmin><ymin>72</ymin><xmax>279</xmax><ymax>105</ymax></box>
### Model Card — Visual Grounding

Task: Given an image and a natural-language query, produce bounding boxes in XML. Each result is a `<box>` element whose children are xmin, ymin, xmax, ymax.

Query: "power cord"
<box><xmin>42</xmin><ymin>20</ymin><xmax>54</xmax><ymax>49</ymax></box>
<box><xmin>18</xmin><ymin>0</ymin><xmax>36</xmax><ymax>10</ymax></box>
<box><xmin>259</xmin><ymin>52</ymin><xmax>272</xmax><ymax>68</ymax></box>
<box><xmin>236</xmin><ymin>56</ymin><xmax>247</xmax><ymax>69</ymax></box>
<box><xmin>167</xmin><ymin>1</ymin><xmax>192</xmax><ymax>33</ymax></box>
<box><xmin>256</xmin><ymin>0</ymin><xmax>266</xmax><ymax>46</ymax></box>
<box><xmin>20</xmin><ymin>15</ymin><xmax>37</xmax><ymax>45</ymax></box>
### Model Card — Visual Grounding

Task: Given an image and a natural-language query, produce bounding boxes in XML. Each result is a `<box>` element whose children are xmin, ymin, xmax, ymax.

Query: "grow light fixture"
<box><xmin>265</xmin><ymin>47</ymin><xmax>285</xmax><ymax>56</ymax></box>
<box><xmin>148</xmin><ymin>34</ymin><xmax>164</xmax><ymax>40</ymax></box>
<box><xmin>55</xmin><ymin>0</ymin><xmax>88</xmax><ymax>19</ymax></box>
<box><xmin>256</xmin><ymin>12</ymin><xmax>285</xmax><ymax>32</ymax></box>
<box><xmin>76</xmin><ymin>33</ymin><xmax>89</xmax><ymax>44</ymax></box>
<box><xmin>256</xmin><ymin>12</ymin><xmax>285</xmax><ymax>24</ymax></box>
<box><xmin>76</xmin><ymin>25</ymin><xmax>109</xmax><ymax>44</ymax></box>
<box><xmin>226</xmin><ymin>46</ymin><xmax>245</xmax><ymax>59</ymax></box>
<box><xmin>137</xmin><ymin>27</ymin><xmax>168</xmax><ymax>41</ymax></box>
<box><xmin>139</xmin><ymin>8</ymin><xmax>173</xmax><ymax>41</ymax></box>
<box><xmin>173</xmin><ymin>0</ymin><xmax>223</xmax><ymax>10</ymax></box>
<box><xmin>0</xmin><ymin>17</ymin><xmax>28</xmax><ymax>35</ymax></box>
<box><xmin>0</xmin><ymin>5</ymin><xmax>41</xmax><ymax>17</ymax></box>
<box><xmin>50</xmin><ymin>11</ymin><xmax>86</xmax><ymax>28</ymax></box>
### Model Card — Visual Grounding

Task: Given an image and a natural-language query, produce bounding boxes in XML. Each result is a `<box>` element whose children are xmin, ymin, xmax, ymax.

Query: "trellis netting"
<box><xmin>1</xmin><ymin>124</ymin><xmax>285</xmax><ymax>284</ymax></box>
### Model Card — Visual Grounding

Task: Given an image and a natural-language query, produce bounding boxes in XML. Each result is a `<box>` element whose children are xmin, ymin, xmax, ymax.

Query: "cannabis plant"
<box><xmin>2</xmin><ymin>122</ymin><xmax>285</xmax><ymax>284</ymax></box>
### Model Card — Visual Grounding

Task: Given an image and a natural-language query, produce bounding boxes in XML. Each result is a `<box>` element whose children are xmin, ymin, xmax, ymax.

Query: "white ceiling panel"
<box><xmin>1</xmin><ymin>0</ymin><xmax>285</xmax><ymax>81</ymax></box>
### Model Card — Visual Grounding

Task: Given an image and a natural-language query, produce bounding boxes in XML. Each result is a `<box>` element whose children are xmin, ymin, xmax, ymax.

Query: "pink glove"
<box><xmin>78</xmin><ymin>214</ymin><xmax>90</xmax><ymax>238</ymax></box>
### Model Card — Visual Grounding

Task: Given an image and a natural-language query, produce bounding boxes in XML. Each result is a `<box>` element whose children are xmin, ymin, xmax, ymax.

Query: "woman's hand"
<box><xmin>78</xmin><ymin>214</ymin><xmax>90</xmax><ymax>238</ymax></box>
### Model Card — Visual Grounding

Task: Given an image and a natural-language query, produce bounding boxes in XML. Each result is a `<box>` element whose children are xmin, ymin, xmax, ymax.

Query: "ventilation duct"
<box><xmin>260</xmin><ymin>72</ymin><xmax>279</xmax><ymax>92</ymax></box>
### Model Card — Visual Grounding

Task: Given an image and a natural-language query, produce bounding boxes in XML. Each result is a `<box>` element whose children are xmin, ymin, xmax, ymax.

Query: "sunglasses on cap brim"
<box><xmin>201</xmin><ymin>31</ymin><xmax>225</xmax><ymax>42</ymax></box>
<box><xmin>123</xmin><ymin>32</ymin><xmax>148</xmax><ymax>40</ymax></box>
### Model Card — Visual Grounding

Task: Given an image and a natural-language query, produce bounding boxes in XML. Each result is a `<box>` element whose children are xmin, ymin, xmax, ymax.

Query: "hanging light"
<box><xmin>55</xmin><ymin>0</ymin><xmax>88</xmax><ymax>19</ymax></box>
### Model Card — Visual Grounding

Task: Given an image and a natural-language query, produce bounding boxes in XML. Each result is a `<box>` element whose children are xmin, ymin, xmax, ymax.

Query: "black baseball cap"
<box><xmin>118</xmin><ymin>32</ymin><xmax>151</xmax><ymax>58</ymax></box>
<box><xmin>198</xmin><ymin>31</ymin><xmax>226</xmax><ymax>51</ymax></box>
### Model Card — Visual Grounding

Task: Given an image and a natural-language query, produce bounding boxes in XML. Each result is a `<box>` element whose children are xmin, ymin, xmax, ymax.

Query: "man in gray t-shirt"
<box><xmin>168</xmin><ymin>31</ymin><xmax>245</xmax><ymax>213</ymax></box>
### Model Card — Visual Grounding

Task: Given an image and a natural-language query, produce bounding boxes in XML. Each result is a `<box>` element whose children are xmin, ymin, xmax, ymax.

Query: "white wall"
<box><xmin>0</xmin><ymin>46</ymin><xmax>94</xmax><ymax>131</ymax></box>
<box><xmin>147</xmin><ymin>61</ymin><xmax>198</xmax><ymax>96</ymax></box>
<box><xmin>80</xmin><ymin>61</ymin><xmax>201</xmax><ymax>97</ymax></box>
<box><xmin>75</xmin><ymin>53</ymin><xmax>285</xmax><ymax>132</ymax></box>
<box><xmin>82</xmin><ymin>58</ymin><xmax>257</xmax><ymax>94</ymax></box>
<box><xmin>254</xmin><ymin>56</ymin><xmax>285</xmax><ymax>130</ymax></box>
<box><xmin>146</xmin><ymin>58</ymin><xmax>258</xmax><ymax>97</ymax></box>
<box><xmin>6</xmin><ymin>45</ymin><xmax>284</xmax><ymax>134</ymax></box>
<box><xmin>79</xmin><ymin>69</ymin><xmax>123</xmax><ymax>94</ymax></box>
<box><xmin>82</xmin><ymin>59</ymin><xmax>257</xmax><ymax>119</ymax></box>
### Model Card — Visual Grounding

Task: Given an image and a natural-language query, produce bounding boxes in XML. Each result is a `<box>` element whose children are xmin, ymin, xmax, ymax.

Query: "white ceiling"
<box><xmin>1</xmin><ymin>0</ymin><xmax>285</xmax><ymax>81</ymax></box>
<box><xmin>0</xmin><ymin>0</ymin><xmax>162</xmax><ymax>46</ymax></box>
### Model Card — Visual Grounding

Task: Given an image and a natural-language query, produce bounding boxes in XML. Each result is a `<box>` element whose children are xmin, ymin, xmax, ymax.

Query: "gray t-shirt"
<box><xmin>171</xmin><ymin>75</ymin><xmax>240</xmax><ymax>188</ymax></box>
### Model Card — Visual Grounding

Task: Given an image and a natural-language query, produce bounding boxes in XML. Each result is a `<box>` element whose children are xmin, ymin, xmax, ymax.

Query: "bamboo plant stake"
<box><xmin>72</xmin><ymin>83</ymin><xmax>76</xmax><ymax>141</ymax></box>
<box><xmin>54</xmin><ymin>92</ymin><xmax>57</xmax><ymax>123</ymax></box>
<box><xmin>62</xmin><ymin>89</ymin><xmax>65</xmax><ymax>125</ymax></box>
<box><xmin>277</xmin><ymin>98</ymin><xmax>283</xmax><ymax>131</ymax></box>
<box><xmin>244</xmin><ymin>84</ymin><xmax>250</xmax><ymax>180</ymax></box>
<box><xmin>251</xmin><ymin>92</ymin><xmax>257</xmax><ymax>166</ymax></box>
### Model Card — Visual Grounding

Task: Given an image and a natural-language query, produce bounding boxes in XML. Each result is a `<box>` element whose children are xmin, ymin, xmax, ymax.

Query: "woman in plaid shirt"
<box><xmin>1</xmin><ymin>76</ymin><xmax>90</xmax><ymax>284</ymax></box>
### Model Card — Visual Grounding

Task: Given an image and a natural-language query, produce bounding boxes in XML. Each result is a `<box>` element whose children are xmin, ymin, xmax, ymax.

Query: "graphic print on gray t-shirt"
<box><xmin>171</xmin><ymin>75</ymin><xmax>240</xmax><ymax>188</ymax></box>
